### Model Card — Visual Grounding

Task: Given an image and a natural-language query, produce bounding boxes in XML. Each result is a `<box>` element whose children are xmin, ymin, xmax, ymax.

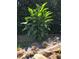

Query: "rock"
<box><xmin>37</xmin><ymin>43</ymin><xmax>60</xmax><ymax>54</ymax></box>
<box><xmin>17</xmin><ymin>48</ymin><xmax>25</xmax><ymax>57</ymax></box>
<box><xmin>27</xmin><ymin>47</ymin><xmax>31</xmax><ymax>51</ymax></box>
<box><xmin>49</xmin><ymin>52</ymin><xmax>57</xmax><ymax>59</ymax></box>
<box><xmin>32</xmin><ymin>54</ymin><xmax>48</xmax><ymax>59</ymax></box>
<box><xmin>17</xmin><ymin>42</ymin><xmax>61</xmax><ymax>59</ymax></box>
<box><xmin>42</xmin><ymin>41</ymin><xmax>49</xmax><ymax>48</ymax></box>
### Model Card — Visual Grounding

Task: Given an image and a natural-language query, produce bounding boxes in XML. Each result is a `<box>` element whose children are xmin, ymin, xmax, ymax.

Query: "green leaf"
<box><xmin>38</xmin><ymin>13</ymin><xmax>42</xmax><ymax>16</ymax></box>
<box><xmin>43</xmin><ymin>8</ymin><xmax>48</xmax><ymax>11</ymax></box>
<box><xmin>45</xmin><ymin>16</ymin><xmax>52</xmax><ymax>19</ymax></box>
<box><xmin>21</xmin><ymin>22</ymin><xmax>28</xmax><ymax>24</ymax></box>
<box><xmin>40</xmin><ymin>2</ymin><xmax>47</xmax><ymax>12</ymax></box>
<box><xmin>28</xmin><ymin>7</ymin><xmax>34</xmax><ymax>16</ymax></box>
<box><xmin>25</xmin><ymin>17</ymin><xmax>31</xmax><ymax>21</ymax></box>
<box><xmin>22</xmin><ymin>27</ymin><xmax>27</xmax><ymax>31</ymax></box>
<box><xmin>45</xmin><ymin>11</ymin><xmax>53</xmax><ymax>17</ymax></box>
<box><xmin>36</xmin><ymin>4</ymin><xmax>41</xmax><ymax>8</ymax></box>
<box><xmin>45</xmin><ymin>19</ymin><xmax>53</xmax><ymax>23</ymax></box>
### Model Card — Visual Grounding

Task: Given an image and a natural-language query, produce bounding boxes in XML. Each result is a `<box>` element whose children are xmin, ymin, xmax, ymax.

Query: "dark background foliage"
<box><xmin>17</xmin><ymin>0</ymin><xmax>61</xmax><ymax>35</ymax></box>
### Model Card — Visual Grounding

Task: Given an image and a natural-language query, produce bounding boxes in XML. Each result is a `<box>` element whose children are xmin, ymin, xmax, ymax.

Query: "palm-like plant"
<box><xmin>21</xmin><ymin>2</ymin><xmax>53</xmax><ymax>42</ymax></box>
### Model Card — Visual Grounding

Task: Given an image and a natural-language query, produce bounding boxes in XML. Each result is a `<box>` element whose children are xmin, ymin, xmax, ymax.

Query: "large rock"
<box><xmin>17</xmin><ymin>48</ymin><xmax>25</xmax><ymax>57</ymax></box>
<box><xmin>32</xmin><ymin>54</ymin><xmax>48</xmax><ymax>59</ymax></box>
<box><xmin>37</xmin><ymin>43</ymin><xmax>60</xmax><ymax>54</ymax></box>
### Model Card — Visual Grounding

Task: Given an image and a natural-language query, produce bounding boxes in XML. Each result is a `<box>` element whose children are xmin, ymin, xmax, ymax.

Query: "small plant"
<box><xmin>21</xmin><ymin>2</ymin><xmax>53</xmax><ymax>42</ymax></box>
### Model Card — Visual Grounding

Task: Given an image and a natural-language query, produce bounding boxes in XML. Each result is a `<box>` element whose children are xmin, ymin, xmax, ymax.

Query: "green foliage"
<box><xmin>17</xmin><ymin>0</ymin><xmax>61</xmax><ymax>34</ymax></box>
<box><xmin>21</xmin><ymin>2</ymin><xmax>53</xmax><ymax>42</ymax></box>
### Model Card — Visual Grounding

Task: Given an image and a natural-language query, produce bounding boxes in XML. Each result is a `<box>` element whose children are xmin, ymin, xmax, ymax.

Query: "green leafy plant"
<box><xmin>21</xmin><ymin>2</ymin><xmax>53</xmax><ymax>42</ymax></box>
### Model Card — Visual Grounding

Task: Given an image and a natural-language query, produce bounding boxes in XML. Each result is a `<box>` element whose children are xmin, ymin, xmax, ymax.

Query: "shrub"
<box><xmin>21</xmin><ymin>2</ymin><xmax>53</xmax><ymax>42</ymax></box>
